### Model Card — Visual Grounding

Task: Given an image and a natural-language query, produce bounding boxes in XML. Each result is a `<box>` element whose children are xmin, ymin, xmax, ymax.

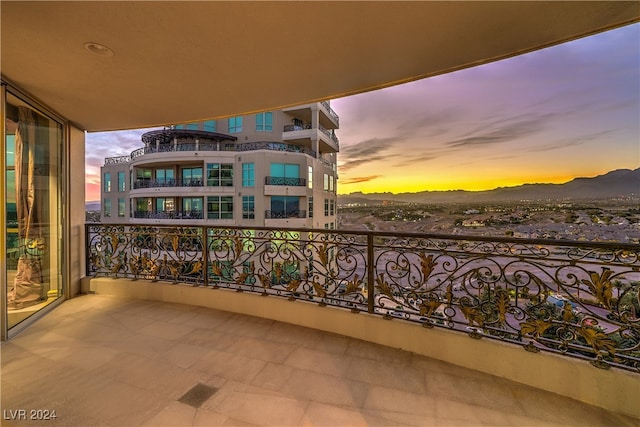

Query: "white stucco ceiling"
<box><xmin>2</xmin><ymin>1</ymin><xmax>638</xmax><ymax>131</ymax></box>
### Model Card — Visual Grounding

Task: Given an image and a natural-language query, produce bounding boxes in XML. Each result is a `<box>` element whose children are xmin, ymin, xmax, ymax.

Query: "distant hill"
<box><xmin>338</xmin><ymin>168</ymin><xmax>640</xmax><ymax>205</ymax></box>
<box><xmin>85</xmin><ymin>201</ymin><xmax>101</xmax><ymax>211</ymax></box>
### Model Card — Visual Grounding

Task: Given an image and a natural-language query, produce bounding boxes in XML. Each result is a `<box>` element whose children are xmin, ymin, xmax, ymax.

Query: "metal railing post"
<box><xmin>367</xmin><ymin>232</ymin><xmax>374</xmax><ymax>314</ymax></box>
<box><xmin>84</xmin><ymin>224</ymin><xmax>91</xmax><ymax>276</ymax></box>
<box><xmin>203</xmin><ymin>225</ymin><xmax>209</xmax><ymax>287</ymax></box>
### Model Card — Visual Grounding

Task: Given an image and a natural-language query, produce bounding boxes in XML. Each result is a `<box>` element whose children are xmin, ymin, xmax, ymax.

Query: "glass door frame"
<box><xmin>1</xmin><ymin>79</ymin><xmax>70</xmax><ymax>340</ymax></box>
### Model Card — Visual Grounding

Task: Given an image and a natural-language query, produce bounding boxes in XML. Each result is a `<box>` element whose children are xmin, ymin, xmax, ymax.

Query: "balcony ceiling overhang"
<box><xmin>1</xmin><ymin>1</ymin><xmax>638</xmax><ymax>132</ymax></box>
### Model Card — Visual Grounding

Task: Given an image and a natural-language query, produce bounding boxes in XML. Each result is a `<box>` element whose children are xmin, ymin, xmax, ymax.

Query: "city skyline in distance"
<box><xmin>85</xmin><ymin>23</ymin><xmax>639</xmax><ymax>202</ymax></box>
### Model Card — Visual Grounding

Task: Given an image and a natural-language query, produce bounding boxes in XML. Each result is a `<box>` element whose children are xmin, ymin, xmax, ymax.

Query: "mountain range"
<box><xmin>338</xmin><ymin>168</ymin><xmax>640</xmax><ymax>205</ymax></box>
<box><xmin>85</xmin><ymin>168</ymin><xmax>639</xmax><ymax>209</ymax></box>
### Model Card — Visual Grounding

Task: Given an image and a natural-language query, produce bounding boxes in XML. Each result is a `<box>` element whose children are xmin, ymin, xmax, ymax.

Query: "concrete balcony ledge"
<box><xmin>76</xmin><ymin>277</ymin><xmax>640</xmax><ymax>422</ymax></box>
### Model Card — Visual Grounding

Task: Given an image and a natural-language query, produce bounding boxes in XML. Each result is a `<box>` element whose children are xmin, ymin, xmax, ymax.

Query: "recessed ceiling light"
<box><xmin>84</xmin><ymin>42</ymin><xmax>114</xmax><ymax>57</ymax></box>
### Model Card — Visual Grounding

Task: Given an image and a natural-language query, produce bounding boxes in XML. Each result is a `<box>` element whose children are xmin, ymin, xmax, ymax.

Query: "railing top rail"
<box><xmin>113</xmin><ymin>140</ymin><xmax>318</xmax><ymax>165</ymax></box>
<box><xmin>84</xmin><ymin>223</ymin><xmax>640</xmax><ymax>251</ymax></box>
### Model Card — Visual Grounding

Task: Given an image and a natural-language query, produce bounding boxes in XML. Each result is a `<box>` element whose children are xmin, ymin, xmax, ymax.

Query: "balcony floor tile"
<box><xmin>1</xmin><ymin>294</ymin><xmax>638</xmax><ymax>427</ymax></box>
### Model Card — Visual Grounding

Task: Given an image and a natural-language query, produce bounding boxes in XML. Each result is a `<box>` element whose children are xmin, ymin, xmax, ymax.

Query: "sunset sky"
<box><xmin>85</xmin><ymin>23</ymin><xmax>639</xmax><ymax>201</ymax></box>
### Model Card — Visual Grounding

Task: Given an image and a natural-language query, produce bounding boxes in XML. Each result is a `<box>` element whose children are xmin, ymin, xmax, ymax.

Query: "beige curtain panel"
<box><xmin>8</xmin><ymin>106</ymin><xmax>45</xmax><ymax>309</ymax></box>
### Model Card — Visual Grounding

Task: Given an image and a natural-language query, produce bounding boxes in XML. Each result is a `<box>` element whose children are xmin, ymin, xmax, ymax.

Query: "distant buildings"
<box><xmin>101</xmin><ymin>103</ymin><xmax>339</xmax><ymax>229</ymax></box>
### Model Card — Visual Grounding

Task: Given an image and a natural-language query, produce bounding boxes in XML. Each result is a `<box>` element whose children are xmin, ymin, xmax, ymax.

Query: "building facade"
<box><xmin>101</xmin><ymin>102</ymin><xmax>339</xmax><ymax>229</ymax></box>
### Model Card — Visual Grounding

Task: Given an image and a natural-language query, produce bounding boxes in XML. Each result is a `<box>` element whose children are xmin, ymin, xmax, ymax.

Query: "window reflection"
<box><xmin>5</xmin><ymin>92</ymin><xmax>63</xmax><ymax>328</ymax></box>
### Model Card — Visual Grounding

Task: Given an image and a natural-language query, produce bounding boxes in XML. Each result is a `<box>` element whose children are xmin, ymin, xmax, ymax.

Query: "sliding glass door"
<box><xmin>3</xmin><ymin>90</ymin><xmax>64</xmax><ymax>331</ymax></box>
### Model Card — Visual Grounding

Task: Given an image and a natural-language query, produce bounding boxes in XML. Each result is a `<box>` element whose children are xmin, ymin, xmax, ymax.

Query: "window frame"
<box><xmin>242</xmin><ymin>195</ymin><xmax>255</xmax><ymax>219</ymax></box>
<box><xmin>207</xmin><ymin>163</ymin><xmax>234</xmax><ymax>187</ymax></box>
<box><xmin>104</xmin><ymin>172</ymin><xmax>111</xmax><ymax>192</ymax></box>
<box><xmin>207</xmin><ymin>195</ymin><xmax>234</xmax><ymax>219</ymax></box>
<box><xmin>242</xmin><ymin>162</ymin><xmax>255</xmax><ymax>187</ymax></box>
<box><xmin>255</xmin><ymin>111</ymin><xmax>273</xmax><ymax>131</ymax></box>
<box><xmin>228</xmin><ymin>116</ymin><xmax>243</xmax><ymax>133</ymax></box>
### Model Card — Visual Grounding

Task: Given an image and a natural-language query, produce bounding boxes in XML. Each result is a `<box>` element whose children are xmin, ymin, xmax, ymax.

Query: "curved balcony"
<box><xmin>119</xmin><ymin>141</ymin><xmax>317</xmax><ymax>164</ymax></box>
<box><xmin>84</xmin><ymin>224</ymin><xmax>640</xmax><ymax>420</ymax></box>
<box><xmin>7</xmin><ymin>293</ymin><xmax>637</xmax><ymax>426</ymax></box>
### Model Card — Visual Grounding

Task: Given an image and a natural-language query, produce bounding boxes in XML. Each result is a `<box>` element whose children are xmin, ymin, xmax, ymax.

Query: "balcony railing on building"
<box><xmin>282</xmin><ymin>124</ymin><xmax>339</xmax><ymax>148</ymax></box>
<box><xmin>265</xmin><ymin>176</ymin><xmax>307</xmax><ymax>186</ymax></box>
<box><xmin>104</xmin><ymin>155</ymin><xmax>132</xmax><ymax>165</ymax></box>
<box><xmin>320</xmin><ymin>100</ymin><xmax>340</xmax><ymax>126</ymax></box>
<box><xmin>133</xmin><ymin>210</ymin><xmax>204</xmax><ymax>219</ymax></box>
<box><xmin>122</xmin><ymin>141</ymin><xmax>317</xmax><ymax>163</ymax></box>
<box><xmin>85</xmin><ymin>224</ymin><xmax>640</xmax><ymax>374</ymax></box>
<box><xmin>133</xmin><ymin>179</ymin><xmax>204</xmax><ymax>189</ymax></box>
<box><xmin>264</xmin><ymin>210</ymin><xmax>307</xmax><ymax>219</ymax></box>
<box><xmin>318</xmin><ymin>124</ymin><xmax>339</xmax><ymax>146</ymax></box>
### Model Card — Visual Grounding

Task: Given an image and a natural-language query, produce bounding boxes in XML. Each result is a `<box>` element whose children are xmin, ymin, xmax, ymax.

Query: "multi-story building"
<box><xmin>101</xmin><ymin>102</ymin><xmax>339</xmax><ymax>229</ymax></box>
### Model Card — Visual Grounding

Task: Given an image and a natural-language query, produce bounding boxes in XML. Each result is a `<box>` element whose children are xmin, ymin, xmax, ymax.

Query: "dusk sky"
<box><xmin>85</xmin><ymin>23</ymin><xmax>639</xmax><ymax>201</ymax></box>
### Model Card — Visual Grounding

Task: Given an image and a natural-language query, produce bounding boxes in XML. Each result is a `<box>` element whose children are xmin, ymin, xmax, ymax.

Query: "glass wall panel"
<box><xmin>5</xmin><ymin>92</ymin><xmax>64</xmax><ymax>329</ymax></box>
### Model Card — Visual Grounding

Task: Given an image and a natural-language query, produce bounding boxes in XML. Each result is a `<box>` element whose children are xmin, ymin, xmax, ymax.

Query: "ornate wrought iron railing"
<box><xmin>132</xmin><ymin>210</ymin><xmax>204</xmax><ymax>219</ymax></box>
<box><xmin>264</xmin><ymin>210</ymin><xmax>307</xmax><ymax>219</ymax></box>
<box><xmin>265</xmin><ymin>176</ymin><xmax>307</xmax><ymax>186</ymax></box>
<box><xmin>104</xmin><ymin>155</ymin><xmax>132</xmax><ymax>165</ymax></box>
<box><xmin>85</xmin><ymin>224</ymin><xmax>640</xmax><ymax>373</ymax></box>
<box><xmin>132</xmin><ymin>179</ymin><xmax>203</xmax><ymax>189</ymax></box>
<box><xmin>283</xmin><ymin>124</ymin><xmax>311</xmax><ymax>132</ymax></box>
<box><xmin>110</xmin><ymin>141</ymin><xmax>317</xmax><ymax>166</ymax></box>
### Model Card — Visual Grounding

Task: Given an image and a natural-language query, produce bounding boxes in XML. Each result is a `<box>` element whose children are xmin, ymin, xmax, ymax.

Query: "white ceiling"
<box><xmin>2</xmin><ymin>1</ymin><xmax>638</xmax><ymax>132</ymax></box>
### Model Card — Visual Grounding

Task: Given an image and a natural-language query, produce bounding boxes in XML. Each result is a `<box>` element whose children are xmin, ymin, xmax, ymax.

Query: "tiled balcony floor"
<box><xmin>1</xmin><ymin>294</ymin><xmax>637</xmax><ymax>427</ymax></box>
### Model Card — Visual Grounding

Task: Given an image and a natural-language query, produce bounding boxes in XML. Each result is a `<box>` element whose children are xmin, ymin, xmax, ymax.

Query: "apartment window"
<box><xmin>242</xmin><ymin>163</ymin><xmax>255</xmax><ymax>187</ymax></box>
<box><xmin>308</xmin><ymin>196</ymin><xmax>313</xmax><ymax>218</ymax></box>
<box><xmin>136</xmin><ymin>198</ymin><xmax>151</xmax><ymax>212</ymax></box>
<box><xmin>156</xmin><ymin>168</ymin><xmax>175</xmax><ymax>185</ymax></box>
<box><xmin>242</xmin><ymin>196</ymin><xmax>255</xmax><ymax>219</ymax></box>
<box><xmin>271</xmin><ymin>196</ymin><xmax>300</xmax><ymax>217</ymax></box>
<box><xmin>136</xmin><ymin>169</ymin><xmax>152</xmax><ymax>181</ymax></box>
<box><xmin>270</xmin><ymin>163</ymin><xmax>299</xmax><ymax>178</ymax></box>
<box><xmin>117</xmin><ymin>198</ymin><xmax>125</xmax><ymax>217</ymax></box>
<box><xmin>256</xmin><ymin>112</ymin><xmax>273</xmax><ymax>131</ymax></box>
<box><xmin>324</xmin><ymin>199</ymin><xmax>334</xmax><ymax>216</ymax></box>
<box><xmin>104</xmin><ymin>172</ymin><xmax>111</xmax><ymax>192</ymax></box>
<box><xmin>207</xmin><ymin>196</ymin><xmax>233</xmax><ymax>219</ymax></box>
<box><xmin>204</xmin><ymin>120</ymin><xmax>216</xmax><ymax>132</ymax></box>
<box><xmin>118</xmin><ymin>171</ymin><xmax>126</xmax><ymax>191</ymax></box>
<box><xmin>103</xmin><ymin>199</ymin><xmax>111</xmax><ymax>217</ymax></box>
<box><xmin>228</xmin><ymin>116</ymin><xmax>243</xmax><ymax>133</ymax></box>
<box><xmin>329</xmin><ymin>176</ymin><xmax>334</xmax><ymax>192</ymax></box>
<box><xmin>182</xmin><ymin>197</ymin><xmax>203</xmax><ymax>215</ymax></box>
<box><xmin>308</xmin><ymin>166</ymin><xmax>313</xmax><ymax>189</ymax></box>
<box><xmin>207</xmin><ymin>163</ymin><xmax>233</xmax><ymax>186</ymax></box>
<box><xmin>181</xmin><ymin>167</ymin><xmax>203</xmax><ymax>186</ymax></box>
<box><xmin>156</xmin><ymin>197</ymin><xmax>175</xmax><ymax>213</ymax></box>
<box><xmin>323</xmin><ymin>173</ymin><xmax>329</xmax><ymax>191</ymax></box>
